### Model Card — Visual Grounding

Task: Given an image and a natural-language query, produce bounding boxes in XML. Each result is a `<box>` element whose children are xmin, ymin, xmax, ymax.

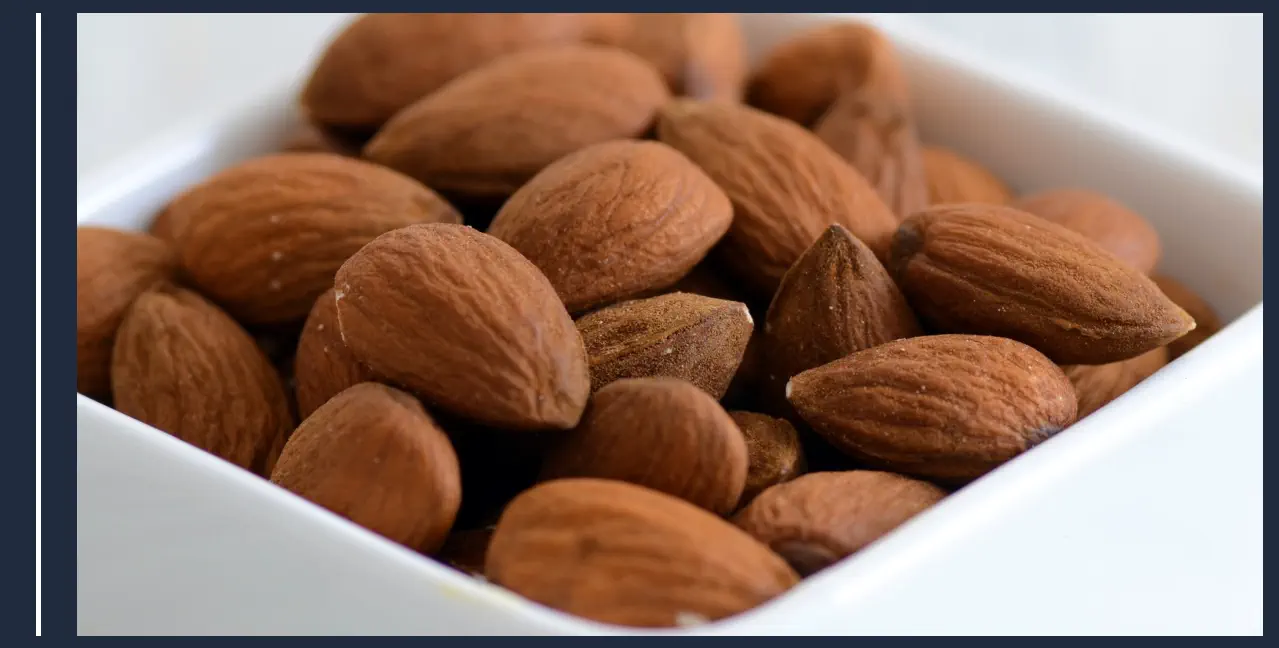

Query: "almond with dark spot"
<box><xmin>729</xmin><ymin>411</ymin><xmax>805</xmax><ymax>506</ymax></box>
<box><xmin>1016</xmin><ymin>188</ymin><xmax>1161</xmax><ymax>273</ymax></box>
<box><xmin>1152</xmin><ymin>274</ymin><xmax>1224</xmax><ymax>359</ymax></box>
<box><xmin>921</xmin><ymin>146</ymin><xmax>1013</xmax><ymax>206</ymax></box>
<box><xmin>1064</xmin><ymin>347</ymin><xmax>1170</xmax><ymax>418</ymax></box>
<box><xmin>293</xmin><ymin>287</ymin><xmax>376</xmax><ymax>419</ymax></box>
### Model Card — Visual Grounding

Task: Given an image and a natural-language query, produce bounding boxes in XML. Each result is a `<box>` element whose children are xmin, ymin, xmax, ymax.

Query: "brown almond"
<box><xmin>891</xmin><ymin>204</ymin><xmax>1195</xmax><ymax>364</ymax></box>
<box><xmin>657</xmin><ymin>100</ymin><xmax>898</xmax><ymax>294</ymax></box>
<box><xmin>111</xmin><ymin>288</ymin><xmax>295</xmax><ymax>476</ymax></box>
<box><xmin>733</xmin><ymin>471</ymin><xmax>946</xmax><ymax>575</ymax></box>
<box><xmin>271</xmin><ymin>383</ymin><xmax>461</xmax><ymax>553</ymax></box>
<box><xmin>364</xmin><ymin>45</ymin><xmax>670</xmax><ymax>201</ymax></box>
<box><xmin>486</xmin><ymin>478</ymin><xmax>799</xmax><ymax>628</ymax></box>
<box><xmin>787</xmin><ymin>334</ymin><xmax>1077</xmax><ymax>484</ymax></box>
<box><xmin>588</xmin><ymin>13</ymin><xmax>746</xmax><ymax>101</ymax></box>
<box><xmin>921</xmin><ymin>146</ymin><xmax>1013</xmax><ymax>206</ymax></box>
<box><xmin>1016</xmin><ymin>188</ymin><xmax>1162</xmax><ymax>274</ymax></box>
<box><xmin>729</xmin><ymin>411</ymin><xmax>805</xmax><ymax>506</ymax></box>
<box><xmin>77</xmin><ymin>227</ymin><xmax>177</xmax><ymax>398</ymax></box>
<box><xmin>334</xmin><ymin>224</ymin><xmax>590</xmax><ymax>431</ymax></box>
<box><xmin>488</xmin><ymin>140</ymin><xmax>732</xmax><ymax>314</ymax></box>
<box><xmin>1152</xmin><ymin>274</ymin><xmax>1224</xmax><ymax>359</ymax></box>
<box><xmin>170</xmin><ymin>153</ymin><xmax>462</xmax><ymax>326</ymax></box>
<box><xmin>575</xmin><ymin>292</ymin><xmax>753</xmax><ymax>399</ymax></box>
<box><xmin>293</xmin><ymin>287</ymin><xmax>376</xmax><ymax>419</ymax></box>
<box><xmin>1064</xmin><ymin>347</ymin><xmax>1170</xmax><ymax>419</ymax></box>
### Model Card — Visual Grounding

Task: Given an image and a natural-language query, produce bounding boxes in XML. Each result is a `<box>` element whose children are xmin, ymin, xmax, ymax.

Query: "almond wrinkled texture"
<box><xmin>293</xmin><ymin>288</ymin><xmax>376</xmax><ymax>419</ymax></box>
<box><xmin>111</xmin><ymin>289</ymin><xmax>295</xmax><ymax>476</ymax></box>
<box><xmin>921</xmin><ymin>146</ymin><xmax>1013</xmax><ymax>206</ymax></box>
<box><xmin>364</xmin><ymin>45</ymin><xmax>670</xmax><ymax>201</ymax></box>
<box><xmin>334</xmin><ymin>224</ymin><xmax>590</xmax><ymax>431</ymax></box>
<box><xmin>1152</xmin><ymin>274</ymin><xmax>1224</xmax><ymax>360</ymax></box>
<box><xmin>588</xmin><ymin>13</ymin><xmax>746</xmax><ymax>101</ymax></box>
<box><xmin>1064</xmin><ymin>347</ymin><xmax>1169</xmax><ymax>418</ymax></box>
<box><xmin>542</xmin><ymin>378</ymin><xmax>748</xmax><ymax>514</ymax></box>
<box><xmin>787</xmin><ymin>334</ymin><xmax>1077</xmax><ymax>484</ymax></box>
<box><xmin>891</xmin><ymin>204</ymin><xmax>1194</xmax><ymax>364</ymax></box>
<box><xmin>486</xmin><ymin>478</ymin><xmax>799</xmax><ymax>627</ymax></box>
<box><xmin>575</xmin><ymin>292</ymin><xmax>753</xmax><ymax>399</ymax></box>
<box><xmin>657</xmin><ymin>100</ymin><xmax>898</xmax><ymax>294</ymax></box>
<box><xmin>302</xmin><ymin>13</ymin><xmax>594</xmax><ymax>131</ymax></box>
<box><xmin>170</xmin><ymin>153</ymin><xmax>462</xmax><ymax>325</ymax></box>
<box><xmin>271</xmin><ymin>383</ymin><xmax>461</xmax><ymax>553</ymax></box>
<box><xmin>733</xmin><ymin>471</ymin><xmax>946</xmax><ymax>575</ymax></box>
<box><xmin>488</xmin><ymin>140</ymin><xmax>732</xmax><ymax>313</ymax></box>
<box><xmin>729</xmin><ymin>411</ymin><xmax>805</xmax><ymax>506</ymax></box>
<box><xmin>77</xmin><ymin>227</ymin><xmax>177</xmax><ymax>397</ymax></box>
<box><xmin>1016</xmin><ymin>189</ymin><xmax>1162</xmax><ymax>274</ymax></box>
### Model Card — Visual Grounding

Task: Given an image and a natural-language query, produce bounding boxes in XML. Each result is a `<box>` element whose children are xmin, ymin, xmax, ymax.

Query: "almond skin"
<box><xmin>542</xmin><ymin>377</ymin><xmax>748</xmax><ymax>514</ymax></box>
<box><xmin>1064</xmin><ymin>347</ymin><xmax>1169</xmax><ymax>419</ymax></box>
<box><xmin>1016</xmin><ymin>188</ymin><xmax>1161</xmax><ymax>274</ymax></box>
<box><xmin>111</xmin><ymin>288</ymin><xmax>295</xmax><ymax>476</ymax></box>
<box><xmin>656</xmin><ymin>100</ymin><xmax>898</xmax><ymax>294</ymax></box>
<box><xmin>921</xmin><ymin>146</ymin><xmax>1013</xmax><ymax>206</ymax></box>
<box><xmin>364</xmin><ymin>45</ymin><xmax>670</xmax><ymax>201</ymax></box>
<box><xmin>575</xmin><ymin>292</ymin><xmax>753</xmax><ymax>399</ymax></box>
<box><xmin>1152</xmin><ymin>274</ymin><xmax>1224</xmax><ymax>359</ymax></box>
<box><xmin>170</xmin><ymin>153</ymin><xmax>461</xmax><ymax>326</ymax></box>
<box><xmin>334</xmin><ymin>224</ymin><xmax>590</xmax><ymax>431</ymax></box>
<box><xmin>293</xmin><ymin>287</ymin><xmax>376</xmax><ymax>420</ymax></box>
<box><xmin>77</xmin><ymin>227</ymin><xmax>177</xmax><ymax>398</ymax></box>
<box><xmin>488</xmin><ymin>140</ymin><xmax>732</xmax><ymax>314</ymax></box>
<box><xmin>271</xmin><ymin>383</ymin><xmax>461</xmax><ymax>553</ymax></box>
<box><xmin>733</xmin><ymin>471</ymin><xmax>946</xmax><ymax>575</ymax></box>
<box><xmin>729</xmin><ymin>411</ymin><xmax>806</xmax><ymax>506</ymax></box>
<box><xmin>486</xmin><ymin>478</ymin><xmax>800</xmax><ymax>628</ymax></box>
<box><xmin>891</xmin><ymin>204</ymin><xmax>1195</xmax><ymax>364</ymax></box>
<box><xmin>787</xmin><ymin>334</ymin><xmax>1077</xmax><ymax>484</ymax></box>
<box><xmin>588</xmin><ymin>13</ymin><xmax>746</xmax><ymax>101</ymax></box>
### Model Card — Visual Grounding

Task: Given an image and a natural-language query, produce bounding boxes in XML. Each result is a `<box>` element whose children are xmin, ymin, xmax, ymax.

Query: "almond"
<box><xmin>588</xmin><ymin>13</ymin><xmax>746</xmax><ymax>101</ymax></box>
<box><xmin>271</xmin><ymin>382</ymin><xmax>461</xmax><ymax>553</ymax></box>
<box><xmin>656</xmin><ymin>100</ymin><xmax>898</xmax><ymax>294</ymax></box>
<box><xmin>541</xmin><ymin>377</ymin><xmax>748</xmax><ymax>514</ymax></box>
<box><xmin>575</xmin><ymin>292</ymin><xmax>753</xmax><ymax>399</ymax></box>
<box><xmin>486</xmin><ymin>478</ymin><xmax>800</xmax><ymax>627</ymax></box>
<box><xmin>169</xmin><ymin>153</ymin><xmax>462</xmax><ymax>325</ymax></box>
<box><xmin>733</xmin><ymin>471</ymin><xmax>946</xmax><ymax>575</ymax></box>
<box><xmin>729</xmin><ymin>411</ymin><xmax>805</xmax><ymax>506</ymax></box>
<box><xmin>1152</xmin><ymin>274</ymin><xmax>1224</xmax><ymax>360</ymax></box>
<box><xmin>147</xmin><ymin>203</ymin><xmax>179</xmax><ymax>243</ymax></box>
<box><xmin>787</xmin><ymin>334</ymin><xmax>1077</xmax><ymax>484</ymax></box>
<box><xmin>364</xmin><ymin>45</ymin><xmax>670</xmax><ymax>201</ymax></box>
<box><xmin>488</xmin><ymin>139</ymin><xmax>732</xmax><ymax>313</ymax></box>
<box><xmin>334</xmin><ymin>224</ymin><xmax>590</xmax><ymax>431</ymax></box>
<box><xmin>890</xmin><ymin>204</ymin><xmax>1195</xmax><ymax>364</ymax></box>
<box><xmin>921</xmin><ymin>146</ymin><xmax>1013</xmax><ymax>206</ymax></box>
<box><xmin>111</xmin><ymin>288</ymin><xmax>295</xmax><ymax>476</ymax></box>
<box><xmin>1064</xmin><ymin>347</ymin><xmax>1169</xmax><ymax>419</ymax></box>
<box><xmin>77</xmin><ymin>227</ymin><xmax>177</xmax><ymax>398</ymax></box>
<box><xmin>1016</xmin><ymin>188</ymin><xmax>1161</xmax><ymax>274</ymax></box>
<box><xmin>293</xmin><ymin>287</ymin><xmax>376</xmax><ymax>419</ymax></box>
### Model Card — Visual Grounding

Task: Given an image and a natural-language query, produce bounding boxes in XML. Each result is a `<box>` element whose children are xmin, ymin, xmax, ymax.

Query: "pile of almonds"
<box><xmin>76</xmin><ymin>14</ymin><xmax>1224</xmax><ymax>629</ymax></box>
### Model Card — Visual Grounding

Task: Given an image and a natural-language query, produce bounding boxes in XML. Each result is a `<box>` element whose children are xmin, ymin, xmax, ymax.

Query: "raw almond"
<box><xmin>293</xmin><ymin>287</ymin><xmax>375</xmax><ymax>419</ymax></box>
<box><xmin>733</xmin><ymin>471</ymin><xmax>946</xmax><ymax>575</ymax></box>
<box><xmin>170</xmin><ymin>153</ymin><xmax>462</xmax><ymax>325</ymax></box>
<box><xmin>488</xmin><ymin>139</ymin><xmax>732</xmax><ymax>313</ymax></box>
<box><xmin>111</xmin><ymin>288</ymin><xmax>294</xmax><ymax>476</ymax></box>
<box><xmin>1152</xmin><ymin>274</ymin><xmax>1224</xmax><ymax>359</ymax></box>
<box><xmin>890</xmin><ymin>204</ymin><xmax>1195</xmax><ymax>364</ymax></box>
<box><xmin>541</xmin><ymin>377</ymin><xmax>748</xmax><ymax>514</ymax></box>
<box><xmin>787</xmin><ymin>334</ymin><xmax>1077</xmax><ymax>484</ymax></box>
<box><xmin>729</xmin><ymin>411</ymin><xmax>805</xmax><ymax>506</ymax></box>
<box><xmin>364</xmin><ymin>45</ymin><xmax>670</xmax><ymax>201</ymax></box>
<box><xmin>656</xmin><ymin>100</ymin><xmax>898</xmax><ymax>294</ymax></box>
<box><xmin>271</xmin><ymin>382</ymin><xmax>461</xmax><ymax>553</ymax></box>
<box><xmin>334</xmin><ymin>224</ymin><xmax>590</xmax><ymax>431</ymax></box>
<box><xmin>921</xmin><ymin>145</ymin><xmax>1013</xmax><ymax>206</ymax></box>
<box><xmin>1016</xmin><ymin>188</ymin><xmax>1161</xmax><ymax>274</ymax></box>
<box><xmin>588</xmin><ymin>13</ymin><xmax>746</xmax><ymax>101</ymax></box>
<box><xmin>1064</xmin><ymin>347</ymin><xmax>1169</xmax><ymax>419</ymax></box>
<box><xmin>485</xmin><ymin>478</ymin><xmax>799</xmax><ymax>627</ymax></box>
<box><xmin>574</xmin><ymin>292</ymin><xmax>753</xmax><ymax>399</ymax></box>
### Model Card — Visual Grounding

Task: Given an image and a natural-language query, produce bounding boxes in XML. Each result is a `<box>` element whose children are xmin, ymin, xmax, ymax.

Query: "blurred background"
<box><xmin>76</xmin><ymin>13</ymin><xmax>1262</xmax><ymax>177</ymax></box>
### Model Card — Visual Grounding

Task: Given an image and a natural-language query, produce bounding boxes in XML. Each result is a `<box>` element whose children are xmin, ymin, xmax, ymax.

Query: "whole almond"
<box><xmin>891</xmin><ymin>204</ymin><xmax>1195</xmax><ymax>364</ymax></box>
<box><xmin>293</xmin><ymin>287</ymin><xmax>376</xmax><ymax>419</ymax></box>
<box><xmin>488</xmin><ymin>139</ymin><xmax>732</xmax><ymax>313</ymax></box>
<box><xmin>575</xmin><ymin>292</ymin><xmax>753</xmax><ymax>398</ymax></box>
<box><xmin>657</xmin><ymin>100</ymin><xmax>898</xmax><ymax>294</ymax></box>
<box><xmin>921</xmin><ymin>146</ymin><xmax>1013</xmax><ymax>206</ymax></box>
<box><xmin>77</xmin><ymin>227</ymin><xmax>177</xmax><ymax>398</ymax></box>
<box><xmin>271</xmin><ymin>382</ymin><xmax>461</xmax><ymax>553</ymax></box>
<box><xmin>733</xmin><ymin>471</ymin><xmax>946</xmax><ymax>575</ymax></box>
<box><xmin>334</xmin><ymin>224</ymin><xmax>590</xmax><ymax>431</ymax></box>
<box><xmin>111</xmin><ymin>288</ymin><xmax>295</xmax><ymax>476</ymax></box>
<box><xmin>1064</xmin><ymin>347</ymin><xmax>1170</xmax><ymax>419</ymax></box>
<box><xmin>729</xmin><ymin>411</ymin><xmax>806</xmax><ymax>506</ymax></box>
<box><xmin>542</xmin><ymin>377</ymin><xmax>748</xmax><ymax>514</ymax></box>
<box><xmin>364</xmin><ymin>45</ymin><xmax>670</xmax><ymax>201</ymax></box>
<box><xmin>486</xmin><ymin>478</ymin><xmax>799</xmax><ymax>628</ymax></box>
<box><xmin>1152</xmin><ymin>274</ymin><xmax>1224</xmax><ymax>359</ymax></box>
<box><xmin>1016</xmin><ymin>188</ymin><xmax>1161</xmax><ymax>274</ymax></box>
<box><xmin>787</xmin><ymin>334</ymin><xmax>1077</xmax><ymax>484</ymax></box>
<box><xmin>588</xmin><ymin>13</ymin><xmax>746</xmax><ymax>101</ymax></box>
<box><xmin>170</xmin><ymin>153</ymin><xmax>461</xmax><ymax>325</ymax></box>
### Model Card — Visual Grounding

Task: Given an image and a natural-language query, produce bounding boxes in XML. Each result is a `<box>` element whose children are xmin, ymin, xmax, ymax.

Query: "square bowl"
<box><xmin>76</xmin><ymin>13</ymin><xmax>1263</xmax><ymax>635</ymax></box>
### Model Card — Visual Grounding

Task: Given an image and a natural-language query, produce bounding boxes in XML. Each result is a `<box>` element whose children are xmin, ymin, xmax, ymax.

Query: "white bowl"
<box><xmin>76</xmin><ymin>13</ymin><xmax>1263</xmax><ymax>635</ymax></box>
